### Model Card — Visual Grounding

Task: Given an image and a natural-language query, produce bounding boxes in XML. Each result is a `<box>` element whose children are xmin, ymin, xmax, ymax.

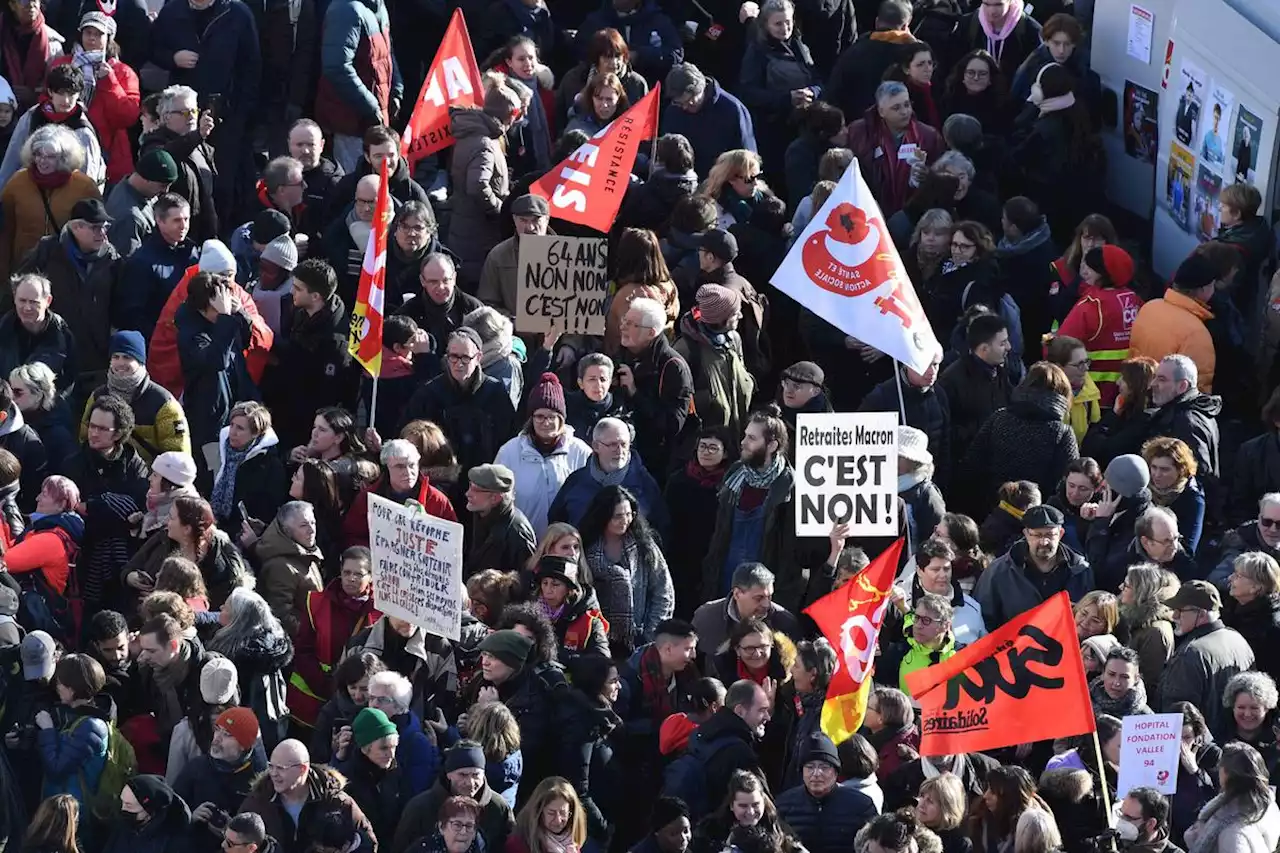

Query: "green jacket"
<box><xmin>875</xmin><ymin>633</ymin><xmax>956</xmax><ymax>692</ymax></box>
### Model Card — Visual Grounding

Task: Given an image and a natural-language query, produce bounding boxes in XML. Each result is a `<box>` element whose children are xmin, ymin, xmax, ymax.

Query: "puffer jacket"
<box><xmin>37</xmin><ymin>693</ymin><xmax>113</xmax><ymax>806</ymax></box>
<box><xmin>1129</xmin><ymin>290</ymin><xmax>1216</xmax><ymax>392</ymax></box>
<box><xmin>253</xmin><ymin>516</ymin><xmax>324</xmax><ymax>636</ymax></box>
<box><xmin>958</xmin><ymin>387</ymin><xmax>1079</xmax><ymax>517</ymax></box>
<box><xmin>775</xmin><ymin>783</ymin><xmax>878</xmax><ymax>853</ymax></box>
<box><xmin>447</xmin><ymin>107</ymin><xmax>509</xmax><ymax>282</ymax></box>
<box><xmin>315</xmin><ymin>0</ymin><xmax>399</xmax><ymax>137</ymax></box>
<box><xmin>239</xmin><ymin>765</ymin><xmax>376</xmax><ymax>853</ymax></box>
<box><xmin>495</xmin><ymin>428</ymin><xmax>592</xmax><ymax>539</ymax></box>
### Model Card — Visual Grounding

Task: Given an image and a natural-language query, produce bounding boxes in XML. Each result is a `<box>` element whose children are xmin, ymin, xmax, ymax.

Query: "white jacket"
<box><xmin>495</xmin><ymin>428</ymin><xmax>591</xmax><ymax>539</ymax></box>
<box><xmin>896</xmin><ymin>578</ymin><xmax>988</xmax><ymax>649</ymax></box>
<box><xmin>1187</xmin><ymin>794</ymin><xmax>1280</xmax><ymax>853</ymax></box>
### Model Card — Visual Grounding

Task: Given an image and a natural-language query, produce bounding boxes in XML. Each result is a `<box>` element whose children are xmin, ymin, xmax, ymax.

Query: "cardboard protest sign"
<box><xmin>367</xmin><ymin>493</ymin><xmax>463</xmax><ymax>641</ymax></box>
<box><xmin>516</xmin><ymin>235</ymin><xmax>609</xmax><ymax>335</ymax></box>
<box><xmin>907</xmin><ymin>593</ymin><xmax>1095</xmax><ymax>756</ymax></box>
<box><xmin>1117</xmin><ymin>713</ymin><xmax>1181</xmax><ymax>796</ymax></box>
<box><xmin>794</xmin><ymin>412</ymin><xmax>898</xmax><ymax>538</ymax></box>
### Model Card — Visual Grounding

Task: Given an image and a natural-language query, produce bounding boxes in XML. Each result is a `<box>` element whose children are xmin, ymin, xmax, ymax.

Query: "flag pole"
<box><xmin>370</xmin><ymin>374</ymin><xmax>380</xmax><ymax>434</ymax></box>
<box><xmin>1089</xmin><ymin>728</ymin><xmax>1114</xmax><ymax>820</ymax></box>
<box><xmin>892</xmin><ymin>360</ymin><xmax>908</xmax><ymax>423</ymax></box>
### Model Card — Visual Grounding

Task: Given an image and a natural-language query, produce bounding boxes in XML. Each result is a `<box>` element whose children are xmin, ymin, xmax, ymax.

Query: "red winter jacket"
<box><xmin>1057</xmin><ymin>283</ymin><xmax>1143</xmax><ymax>407</ymax></box>
<box><xmin>148</xmin><ymin>265</ymin><xmax>275</xmax><ymax>396</ymax></box>
<box><xmin>49</xmin><ymin>56</ymin><xmax>140</xmax><ymax>185</ymax></box>
<box><xmin>342</xmin><ymin>473</ymin><xmax>458</xmax><ymax>549</ymax></box>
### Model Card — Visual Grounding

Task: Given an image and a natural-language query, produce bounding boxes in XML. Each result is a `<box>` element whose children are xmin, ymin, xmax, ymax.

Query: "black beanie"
<box><xmin>127</xmin><ymin>774</ymin><xmax>176</xmax><ymax>816</ymax></box>
<box><xmin>651</xmin><ymin>796</ymin><xmax>691</xmax><ymax>831</ymax></box>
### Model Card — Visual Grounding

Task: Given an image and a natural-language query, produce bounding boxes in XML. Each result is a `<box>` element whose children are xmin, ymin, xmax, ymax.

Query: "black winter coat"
<box><xmin>556</xmin><ymin>687</ymin><xmax>623</xmax><ymax>841</ymax></box>
<box><xmin>691</xmin><ymin>708</ymin><xmax>765</xmax><ymax>812</ymax></box>
<box><xmin>959</xmin><ymin>387</ymin><xmax>1079</xmax><ymax>517</ymax></box>
<box><xmin>860</xmin><ymin>372</ymin><xmax>952</xmax><ymax>485</ymax></box>
<box><xmin>1081</xmin><ymin>408</ymin><xmax>1153</xmax><ymax>468</ymax></box>
<box><xmin>401</xmin><ymin>372</ymin><xmax>518</xmax><ymax>477</ymax></box>
<box><xmin>0</xmin><ymin>310</ymin><xmax>77</xmax><ymax>395</ymax></box>
<box><xmin>1231</xmin><ymin>430</ymin><xmax>1280</xmax><ymax>523</ymax></box>
<box><xmin>99</xmin><ymin>786</ymin><xmax>191</xmax><ymax>853</ymax></box>
<box><xmin>175</xmin><ymin>305</ymin><xmax>257</xmax><ymax>449</ymax></box>
<box><xmin>923</xmin><ymin>256</ymin><xmax>1003</xmax><ymax>353</ymax></box>
<box><xmin>335</xmin><ymin>751</ymin><xmax>408</xmax><ymax>844</ymax></box>
<box><xmin>663</xmin><ymin>465</ymin><xmax>726</xmax><ymax>612</ymax></box>
<box><xmin>25</xmin><ymin>400</ymin><xmax>75</xmax><ymax>476</ymax></box>
<box><xmin>139</xmin><ymin>128</ymin><xmax>218</xmax><ymax>242</ymax></box>
<box><xmin>0</xmin><ymin>404</ymin><xmax>47</xmax><ymax>512</ymax></box>
<box><xmin>618</xmin><ymin>334</ymin><xmax>694</xmax><ymax>480</ymax></box>
<box><xmin>936</xmin><ymin>353</ymin><xmax>1012</xmax><ymax>461</ymax></box>
<box><xmin>62</xmin><ymin>443</ymin><xmax>150</xmax><ymax>604</ymax></box>
<box><xmin>395</xmin><ymin>289</ymin><xmax>484</xmax><ymax>381</ymax></box>
<box><xmin>1083</xmin><ymin>495</ymin><xmax>1153</xmax><ymax>593</ymax></box>
<box><xmin>951</xmin><ymin>10</ymin><xmax>1040</xmax><ymax>79</ymax></box>
<box><xmin>1144</xmin><ymin>391</ymin><xmax>1222</xmax><ymax>478</ymax></box>
<box><xmin>464</xmin><ymin>662</ymin><xmax>567</xmax><ymax>804</ymax></box>
<box><xmin>826</xmin><ymin>32</ymin><xmax>914</xmax><ymax>122</ymax></box>
<box><xmin>775</xmin><ymin>783</ymin><xmax>877</xmax><ymax>853</ymax></box>
<box><xmin>465</xmin><ymin>502</ymin><xmax>537</xmax><ymax>579</ymax></box>
<box><xmin>261</xmin><ymin>294</ymin><xmax>354</xmax><ymax>448</ymax></box>
<box><xmin>774</xmin><ymin>683</ymin><xmax>824</xmax><ymax>791</ymax></box>
<box><xmin>1222</xmin><ymin>594</ymin><xmax>1280</xmax><ymax>685</ymax></box>
<box><xmin>172</xmin><ymin>750</ymin><xmax>268</xmax><ymax>853</ymax></box>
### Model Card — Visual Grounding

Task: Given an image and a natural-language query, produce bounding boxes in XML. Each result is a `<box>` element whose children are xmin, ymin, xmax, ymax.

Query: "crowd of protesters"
<box><xmin>2</xmin><ymin>2</ymin><xmax>1280</xmax><ymax>853</ymax></box>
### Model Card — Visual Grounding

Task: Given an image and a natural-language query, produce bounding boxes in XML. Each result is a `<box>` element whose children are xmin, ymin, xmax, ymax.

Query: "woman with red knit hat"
<box><xmin>495</xmin><ymin>372</ymin><xmax>592</xmax><ymax>539</ymax></box>
<box><xmin>1056</xmin><ymin>244</ymin><xmax>1144</xmax><ymax>407</ymax></box>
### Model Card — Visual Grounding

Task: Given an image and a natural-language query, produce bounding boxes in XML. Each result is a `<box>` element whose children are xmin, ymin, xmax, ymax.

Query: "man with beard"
<box><xmin>1117</xmin><ymin>787</ymin><xmax>1183</xmax><ymax>853</ymax></box>
<box><xmin>975</xmin><ymin>504</ymin><xmax>1094</xmax><ymax>630</ymax></box>
<box><xmin>79</xmin><ymin>331</ymin><xmax>191</xmax><ymax>465</ymax></box>
<box><xmin>85</xmin><ymin>609</ymin><xmax>140</xmax><ymax>718</ymax></box>
<box><xmin>400</xmin><ymin>328</ymin><xmax>517</xmax><ymax>476</ymax></box>
<box><xmin>328</xmin><ymin>126</ymin><xmax>426</xmax><ymax>214</ymax></box>
<box><xmin>261</xmin><ymin>259</ymin><xmax>353</xmax><ymax>448</ymax></box>
<box><xmin>702</xmin><ymin>407</ymin><xmax>802</xmax><ymax>610</ymax></box>
<box><xmin>396</xmin><ymin>252</ymin><xmax>482</xmax><ymax>382</ymax></box>
<box><xmin>176</xmin><ymin>707</ymin><xmax>268</xmax><ymax>853</ymax></box>
<box><xmin>0</xmin><ymin>273</ymin><xmax>77</xmax><ymax>395</ymax></box>
<box><xmin>134</xmin><ymin>612</ymin><xmax>212</xmax><ymax>766</ymax></box>
<box><xmin>478</xmin><ymin>194</ymin><xmax>550</xmax><ymax>319</ymax></box>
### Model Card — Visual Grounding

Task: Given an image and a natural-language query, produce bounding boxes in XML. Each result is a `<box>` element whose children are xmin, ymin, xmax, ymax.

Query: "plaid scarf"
<box><xmin>638</xmin><ymin>644</ymin><xmax>679</xmax><ymax>725</ymax></box>
<box><xmin>722</xmin><ymin>454</ymin><xmax>787</xmax><ymax>499</ymax></box>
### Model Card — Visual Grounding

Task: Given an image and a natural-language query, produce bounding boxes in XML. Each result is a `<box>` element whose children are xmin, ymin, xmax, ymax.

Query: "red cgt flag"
<box><xmin>803</xmin><ymin>538</ymin><xmax>902</xmax><ymax>743</ymax></box>
<box><xmin>347</xmin><ymin>159</ymin><xmax>391</xmax><ymax>376</ymax></box>
<box><xmin>905</xmin><ymin>591</ymin><xmax>1096</xmax><ymax>756</ymax></box>
<box><xmin>529</xmin><ymin>85</ymin><xmax>660</xmax><ymax>234</ymax></box>
<box><xmin>401</xmin><ymin>8</ymin><xmax>484</xmax><ymax>165</ymax></box>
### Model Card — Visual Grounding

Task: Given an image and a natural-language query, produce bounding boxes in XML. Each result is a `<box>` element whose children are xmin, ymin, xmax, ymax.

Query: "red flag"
<box><xmin>529</xmin><ymin>86</ymin><xmax>660</xmax><ymax>233</ymax></box>
<box><xmin>347</xmin><ymin>159</ymin><xmax>391</xmax><ymax>376</ymax></box>
<box><xmin>803</xmin><ymin>538</ymin><xmax>902</xmax><ymax>742</ymax></box>
<box><xmin>401</xmin><ymin>9</ymin><xmax>484</xmax><ymax>165</ymax></box>
<box><xmin>905</xmin><ymin>592</ymin><xmax>1095</xmax><ymax>756</ymax></box>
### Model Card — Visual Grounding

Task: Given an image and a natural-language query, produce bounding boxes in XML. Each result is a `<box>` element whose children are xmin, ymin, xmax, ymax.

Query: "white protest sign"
<box><xmin>516</xmin><ymin>234</ymin><xmax>609</xmax><ymax>335</ymax></box>
<box><xmin>1117</xmin><ymin>712</ymin><xmax>1181</xmax><ymax>796</ymax></box>
<box><xmin>367</xmin><ymin>492</ymin><xmax>463</xmax><ymax>641</ymax></box>
<box><xmin>794</xmin><ymin>412</ymin><xmax>898</xmax><ymax>538</ymax></box>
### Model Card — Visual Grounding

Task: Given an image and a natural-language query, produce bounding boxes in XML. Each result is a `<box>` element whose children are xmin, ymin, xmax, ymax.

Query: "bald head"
<box><xmin>354</xmin><ymin>175</ymin><xmax>381</xmax><ymax>223</ymax></box>
<box><xmin>269</xmin><ymin>739</ymin><xmax>310</xmax><ymax>794</ymax></box>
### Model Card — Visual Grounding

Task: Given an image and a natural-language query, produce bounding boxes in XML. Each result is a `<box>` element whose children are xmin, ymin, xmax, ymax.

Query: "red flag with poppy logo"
<box><xmin>347</xmin><ymin>159</ymin><xmax>390</xmax><ymax>376</ymax></box>
<box><xmin>803</xmin><ymin>538</ymin><xmax>902</xmax><ymax>743</ymax></box>
<box><xmin>905</xmin><ymin>591</ymin><xmax>1095</xmax><ymax>756</ymax></box>
<box><xmin>528</xmin><ymin>86</ymin><xmax>660</xmax><ymax>234</ymax></box>
<box><xmin>401</xmin><ymin>9</ymin><xmax>485</xmax><ymax>165</ymax></box>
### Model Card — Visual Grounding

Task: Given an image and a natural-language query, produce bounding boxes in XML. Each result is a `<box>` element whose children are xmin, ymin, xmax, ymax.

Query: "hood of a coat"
<box><xmin>1008</xmin><ymin>386</ymin><xmax>1069</xmax><ymax>421</ymax></box>
<box><xmin>1167</xmin><ymin>389</ymin><xmax>1223</xmax><ymax>419</ymax></box>
<box><xmin>256</xmin><ymin>516</ymin><xmax>322</xmax><ymax>564</ymax></box>
<box><xmin>450</xmin><ymin>107</ymin><xmax>505</xmax><ymax>141</ymax></box>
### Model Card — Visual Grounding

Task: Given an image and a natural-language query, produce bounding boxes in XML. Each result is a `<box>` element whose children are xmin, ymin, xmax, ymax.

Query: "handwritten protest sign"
<box><xmin>1117</xmin><ymin>713</ymin><xmax>1181</xmax><ymax>795</ymax></box>
<box><xmin>367</xmin><ymin>493</ymin><xmax>463</xmax><ymax>641</ymax></box>
<box><xmin>516</xmin><ymin>235</ymin><xmax>609</xmax><ymax>335</ymax></box>
<box><xmin>795</xmin><ymin>412</ymin><xmax>898</xmax><ymax>537</ymax></box>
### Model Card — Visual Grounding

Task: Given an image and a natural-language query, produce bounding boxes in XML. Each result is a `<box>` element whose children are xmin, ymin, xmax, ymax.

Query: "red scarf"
<box><xmin>736</xmin><ymin>658</ymin><xmax>770</xmax><ymax>686</ymax></box>
<box><xmin>30</xmin><ymin>167</ymin><xmax>71</xmax><ymax>190</ymax></box>
<box><xmin>909</xmin><ymin>81</ymin><xmax>940</xmax><ymax>130</ymax></box>
<box><xmin>683</xmin><ymin>459</ymin><xmax>727</xmax><ymax>489</ymax></box>
<box><xmin>876</xmin><ymin>116</ymin><xmax>922</xmax><ymax>213</ymax></box>
<box><xmin>1</xmin><ymin>9</ymin><xmax>50</xmax><ymax>95</ymax></box>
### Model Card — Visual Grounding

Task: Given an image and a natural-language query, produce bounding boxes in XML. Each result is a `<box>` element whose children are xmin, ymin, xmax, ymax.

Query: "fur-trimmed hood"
<box><xmin>248</xmin><ymin>762</ymin><xmax>349</xmax><ymax>799</ymax></box>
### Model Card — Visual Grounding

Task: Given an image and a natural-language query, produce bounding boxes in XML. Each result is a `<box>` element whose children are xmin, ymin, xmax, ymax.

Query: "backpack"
<box><xmin>72</xmin><ymin>716</ymin><xmax>137</xmax><ymax>822</ymax></box>
<box><xmin>661</xmin><ymin>731</ymin><xmax>741</xmax><ymax>819</ymax></box>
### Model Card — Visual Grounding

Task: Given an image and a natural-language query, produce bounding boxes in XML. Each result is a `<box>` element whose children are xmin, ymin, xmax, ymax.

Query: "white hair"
<box><xmin>1014</xmin><ymin>810</ymin><xmax>1061</xmax><ymax>853</ymax></box>
<box><xmin>21</xmin><ymin>124</ymin><xmax>85</xmax><ymax>173</ymax></box>
<box><xmin>10</xmin><ymin>273</ymin><xmax>51</xmax><ymax>300</ymax></box>
<box><xmin>933</xmin><ymin>151</ymin><xmax>976</xmax><ymax>181</ymax></box>
<box><xmin>1162</xmin><ymin>354</ymin><xmax>1198</xmax><ymax>390</ymax></box>
<box><xmin>1260</xmin><ymin>493</ymin><xmax>1280</xmax><ymax>515</ymax></box>
<box><xmin>8</xmin><ymin>362</ymin><xmax>57</xmax><ymax>411</ymax></box>
<box><xmin>278</xmin><ymin>500</ymin><xmax>314</xmax><ymax>526</ymax></box>
<box><xmin>627</xmin><ymin>297</ymin><xmax>666</xmax><ymax>331</ymax></box>
<box><xmin>159</xmin><ymin>84</ymin><xmax>198</xmax><ymax>116</ymax></box>
<box><xmin>369</xmin><ymin>670</ymin><xmax>413</xmax><ymax>714</ymax></box>
<box><xmin>876</xmin><ymin>80</ymin><xmax>909</xmax><ymax>104</ymax></box>
<box><xmin>593</xmin><ymin>417</ymin><xmax>631</xmax><ymax>443</ymax></box>
<box><xmin>381</xmin><ymin>438</ymin><xmax>421</xmax><ymax>465</ymax></box>
<box><xmin>1224</xmin><ymin>671</ymin><xmax>1279</xmax><ymax>712</ymax></box>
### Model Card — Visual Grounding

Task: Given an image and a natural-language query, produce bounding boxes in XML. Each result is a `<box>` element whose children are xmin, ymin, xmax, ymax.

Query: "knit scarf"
<box><xmin>723</xmin><ymin>454</ymin><xmax>786</xmax><ymax>499</ymax></box>
<box><xmin>30</xmin><ymin>168</ymin><xmax>71</xmax><ymax>190</ymax></box>
<box><xmin>1088</xmin><ymin>673</ymin><xmax>1148</xmax><ymax>717</ymax></box>
<box><xmin>142</xmin><ymin>484</ymin><xmax>199</xmax><ymax>536</ymax></box>
<box><xmin>479</xmin><ymin>331</ymin><xmax>513</xmax><ymax>369</ymax></box>
<box><xmin>684</xmin><ymin>459</ymin><xmax>728</xmax><ymax>489</ymax></box>
<box><xmin>997</xmin><ymin>500</ymin><xmax>1025</xmax><ymax>521</ymax></box>
<box><xmin>1</xmin><ymin>9</ymin><xmax>50</xmax><ymax>94</ymax></box>
<box><xmin>70</xmin><ymin>45</ymin><xmax>103</xmax><ymax>105</ymax></box>
<box><xmin>978</xmin><ymin>0</ymin><xmax>1024</xmax><ymax>63</ymax></box>
<box><xmin>151</xmin><ymin>640</ymin><xmax>192</xmax><ymax>731</ymax></box>
<box><xmin>909</xmin><ymin>80</ymin><xmax>940</xmax><ymax>129</ymax></box>
<box><xmin>538</xmin><ymin>596</ymin><xmax>567</xmax><ymax>624</ymax></box>
<box><xmin>1150</xmin><ymin>479</ymin><xmax>1188</xmax><ymax>507</ymax></box>
<box><xmin>108</xmin><ymin>364</ymin><xmax>147</xmax><ymax>397</ymax></box>
<box><xmin>587</xmin><ymin>457</ymin><xmax>628</xmax><ymax>488</ymax></box>
<box><xmin>540</xmin><ymin>829</ymin><xmax>578</xmax><ymax>853</ymax></box>
<box><xmin>211</xmin><ymin>437</ymin><xmax>258</xmax><ymax>520</ymax></box>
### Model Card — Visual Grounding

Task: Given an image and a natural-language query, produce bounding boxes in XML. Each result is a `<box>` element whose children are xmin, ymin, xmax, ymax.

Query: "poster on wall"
<box><xmin>1232</xmin><ymin>106</ymin><xmax>1264</xmax><ymax>186</ymax></box>
<box><xmin>1126</xmin><ymin>5</ymin><xmax>1154</xmax><ymax>63</ymax></box>
<box><xmin>1193</xmin><ymin>165</ymin><xmax>1223</xmax><ymax>241</ymax></box>
<box><xmin>1199</xmin><ymin>83</ymin><xmax>1234</xmax><ymax>169</ymax></box>
<box><xmin>1124</xmin><ymin>81</ymin><xmax>1158</xmax><ymax>163</ymax></box>
<box><xmin>1166</xmin><ymin>143</ymin><xmax>1195</xmax><ymax>232</ymax></box>
<box><xmin>1174</xmin><ymin>60</ymin><xmax>1206</xmax><ymax>145</ymax></box>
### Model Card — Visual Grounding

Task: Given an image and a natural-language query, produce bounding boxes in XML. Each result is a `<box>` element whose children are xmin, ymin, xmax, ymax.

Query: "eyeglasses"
<box><xmin>167</xmin><ymin>108</ymin><xmax>198</xmax><ymax>119</ymax></box>
<box><xmin>951</xmin><ymin>240</ymin><xmax>976</xmax><ymax>250</ymax></box>
<box><xmin>340</xmin><ymin>569</ymin><xmax>371</xmax><ymax>579</ymax></box>
<box><xmin>222</xmin><ymin>839</ymin><xmax>252</xmax><ymax>850</ymax></box>
<box><xmin>913</xmin><ymin>613</ymin><xmax>943</xmax><ymax>628</ymax></box>
<box><xmin>447</xmin><ymin>821</ymin><xmax>477</xmax><ymax>834</ymax></box>
<box><xmin>446</xmin><ymin>352</ymin><xmax>477</xmax><ymax>364</ymax></box>
<box><xmin>1068</xmin><ymin>359</ymin><xmax>1091</xmax><ymax>369</ymax></box>
<box><xmin>781</xmin><ymin>378</ymin><xmax>816</xmax><ymax>392</ymax></box>
<box><xmin>697</xmin><ymin>441</ymin><xmax>724</xmax><ymax>453</ymax></box>
<box><xmin>964</xmin><ymin>69</ymin><xmax>991</xmax><ymax>79</ymax></box>
<box><xmin>736</xmin><ymin>173</ymin><xmax>761</xmax><ymax>183</ymax></box>
<box><xmin>78</xmin><ymin>222</ymin><xmax>108</xmax><ymax>233</ymax></box>
<box><xmin>738</xmin><ymin>643</ymin><xmax>772</xmax><ymax>656</ymax></box>
<box><xmin>355</xmin><ymin>197</ymin><xmax>378</xmax><ymax>207</ymax></box>
<box><xmin>267</xmin><ymin>762</ymin><xmax>304</xmax><ymax>773</ymax></box>
<box><xmin>1260</xmin><ymin>517</ymin><xmax>1280</xmax><ymax>529</ymax></box>
<box><xmin>531</xmin><ymin>413</ymin><xmax>561</xmax><ymax>424</ymax></box>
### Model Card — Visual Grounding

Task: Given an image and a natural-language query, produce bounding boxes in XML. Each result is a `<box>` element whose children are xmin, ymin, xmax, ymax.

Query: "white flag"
<box><xmin>771</xmin><ymin>159</ymin><xmax>940</xmax><ymax>373</ymax></box>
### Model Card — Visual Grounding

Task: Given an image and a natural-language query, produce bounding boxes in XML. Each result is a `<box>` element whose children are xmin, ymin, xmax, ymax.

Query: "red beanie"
<box><xmin>527</xmin><ymin>372</ymin><xmax>566</xmax><ymax>418</ymax></box>
<box><xmin>1098</xmin><ymin>244</ymin><xmax>1135</xmax><ymax>288</ymax></box>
